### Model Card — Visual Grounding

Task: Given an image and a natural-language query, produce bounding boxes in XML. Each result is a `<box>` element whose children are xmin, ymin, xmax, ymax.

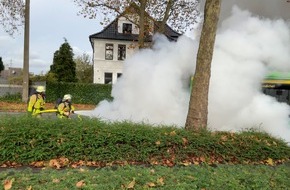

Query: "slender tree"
<box><xmin>75</xmin><ymin>53</ymin><xmax>93</xmax><ymax>83</ymax></box>
<box><xmin>185</xmin><ymin>0</ymin><xmax>221</xmax><ymax>130</ymax></box>
<box><xmin>49</xmin><ymin>39</ymin><xmax>77</xmax><ymax>82</ymax></box>
<box><xmin>138</xmin><ymin>0</ymin><xmax>147</xmax><ymax>48</ymax></box>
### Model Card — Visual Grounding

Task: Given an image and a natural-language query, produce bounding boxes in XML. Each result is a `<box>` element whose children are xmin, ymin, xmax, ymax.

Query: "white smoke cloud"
<box><xmin>91</xmin><ymin>34</ymin><xmax>198</xmax><ymax>126</ymax></box>
<box><xmin>78</xmin><ymin>6</ymin><xmax>290</xmax><ymax>143</ymax></box>
<box><xmin>208</xmin><ymin>6</ymin><xmax>290</xmax><ymax>143</ymax></box>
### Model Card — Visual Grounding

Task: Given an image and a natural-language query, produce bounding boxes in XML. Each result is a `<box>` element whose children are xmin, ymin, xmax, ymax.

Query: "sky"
<box><xmin>0</xmin><ymin>0</ymin><xmax>289</xmax><ymax>75</ymax></box>
<box><xmin>0</xmin><ymin>0</ymin><xmax>102</xmax><ymax>75</ymax></box>
<box><xmin>76</xmin><ymin>0</ymin><xmax>290</xmax><ymax>144</ymax></box>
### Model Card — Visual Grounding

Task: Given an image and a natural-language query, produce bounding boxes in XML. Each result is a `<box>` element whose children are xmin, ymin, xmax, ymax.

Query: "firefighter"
<box><xmin>27</xmin><ymin>86</ymin><xmax>46</xmax><ymax>117</ymax></box>
<box><xmin>57</xmin><ymin>94</ymin><xmax>75</xmax><ymax>118</ymax></box>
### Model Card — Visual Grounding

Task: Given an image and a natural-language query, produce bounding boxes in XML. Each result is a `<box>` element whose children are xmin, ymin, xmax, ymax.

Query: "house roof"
<box><xmin>89</xmin><ymin>18</ymin><xmax>140</xmax><ymax>42</ymax></box>
<box><xmin>89</xmin><ymin>18</ymin><xmax>181</xmax><ymax>43</ymax></box>
<box><xmin>89</xmin><ymin>3</ymin><xmax>182</xmax><ymax>46</ymax></box>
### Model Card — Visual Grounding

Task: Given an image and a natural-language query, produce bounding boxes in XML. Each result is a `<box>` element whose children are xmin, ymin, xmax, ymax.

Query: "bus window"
<box><xmin>276</xmin><ymin>90</ymin><xmax>283</xmax><ymax>95</ymax></box>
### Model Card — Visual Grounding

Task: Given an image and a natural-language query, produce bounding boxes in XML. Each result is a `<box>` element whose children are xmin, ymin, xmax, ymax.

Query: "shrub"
<box><xmin>46</xmin><ymin>82</ymin><xmax>112</xmax><ymax>104</ymax></box>
<box><xmin>0</xmin><ymin>93</ymin><xmax>22</xmax><ymax>102</ymax></box>
<box><xmin>0</xmin><ymin>115</ymin><xmax>289</xmax><ymax>166</ymax></box>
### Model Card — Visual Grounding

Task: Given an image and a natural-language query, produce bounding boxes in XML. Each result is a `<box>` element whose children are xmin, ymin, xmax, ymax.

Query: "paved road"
<box><xmin>0</xmin><ymin>111</ymin><xmax>83</xmax><ymax>120</ymax></box>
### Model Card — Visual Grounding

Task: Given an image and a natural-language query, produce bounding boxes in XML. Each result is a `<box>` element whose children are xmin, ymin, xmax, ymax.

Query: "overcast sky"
<box><xmin>219</xmin><ymin>0</ymin><xmax>290</xmax><ymax>20</ymax></box>
<box><xmin>0</xmin><ymin>0</ymin><xmax>289</xmax><ymax>75</ymax></box>
<box><xmin>0</xmin><ymin>0</ymin><xmax>102</xmax><ymax>75</ymax></box>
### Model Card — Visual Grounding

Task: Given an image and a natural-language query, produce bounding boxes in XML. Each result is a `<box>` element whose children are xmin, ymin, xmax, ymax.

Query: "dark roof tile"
<box><xmin>90</xmin><ymin>19</ymin><xmax>181</xmax><ymax>43</ymax></box>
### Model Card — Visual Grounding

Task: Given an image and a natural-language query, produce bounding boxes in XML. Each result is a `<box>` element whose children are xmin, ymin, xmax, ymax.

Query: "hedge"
<box><xmin>46</xmin><ymin>82</ymin><xmax>112</xmax><ymax>104</ymax></box>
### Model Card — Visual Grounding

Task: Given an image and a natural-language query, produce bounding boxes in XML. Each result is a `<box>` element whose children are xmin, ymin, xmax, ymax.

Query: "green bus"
<box><xmin>262</xmin><ymin>72</ymin><xmax>290</xmax><ymax>104</ymax></box>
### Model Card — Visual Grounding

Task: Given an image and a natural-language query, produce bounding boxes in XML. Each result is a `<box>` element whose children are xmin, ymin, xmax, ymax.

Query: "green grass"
<box><xmin>0</xmin><ymin>164</ymin><xmax>290</xmax><ymax>189</ymax></box>
<box><xmin>0</xmin><ymin>114</ymin><xmax>290</xmax><ymax>189</ymax></box>
<box><xmin>0</xmin><ymin>93</ymin><xmax>22</xmax><ymax>103</ymax></box>
<box><xmin>0</xmin><ymin>114</ymin><xmax>289</xmax><ymax>166</ymax></box>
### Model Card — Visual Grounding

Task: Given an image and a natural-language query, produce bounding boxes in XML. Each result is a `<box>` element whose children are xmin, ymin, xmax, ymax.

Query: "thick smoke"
<box><xmin>208</xmin><ymin>6</ymin><xmax>290</xmax><ymax>143</ymax></box>
<box><xmin>78</xmin><ymin>6</ymin><xmax>290</xmax><ymax>143</ymax></box>
<box><xmin>219</xmin><ymin>0</ymin><xmax>290</xmax><ymax>21</ymax></box>
<box><xmin>90</xmin><ymin>35</ymin><xmax>197</xmax><ymax>126</ymax></box>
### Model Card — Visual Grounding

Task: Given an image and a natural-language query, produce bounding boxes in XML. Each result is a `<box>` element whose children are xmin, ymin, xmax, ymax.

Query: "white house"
<box><xmin>89</xmin><ymin>5</ymin><xmax>181</xmax><ymax>84</ymax></box>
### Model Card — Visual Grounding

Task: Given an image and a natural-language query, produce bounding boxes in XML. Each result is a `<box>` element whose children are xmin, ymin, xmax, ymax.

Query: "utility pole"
<box><xmin>22</xmin><ymin>0</ymin><xmax>30</xmax><ymax>102</ymax></box>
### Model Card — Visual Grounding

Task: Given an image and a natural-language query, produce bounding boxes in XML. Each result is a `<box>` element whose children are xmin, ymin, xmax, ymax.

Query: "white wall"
<box><xmin>118</xmin><ymin>16</ymin><xmax>140</xmax><ymax>35</ymax></box>
<box><xmin>93</xmin><ymin>39</ymin><xmax>138</xmax><ymax>84</ymax></box>
<box><xmin>92</xmin><ymin>14</ymin><xmax>156</xmax><ymax>84</ymax></box>
<box><xmin>117</xmin><ymin>16</ymin><xmax>154</xmax><ymax>35</ymax></box>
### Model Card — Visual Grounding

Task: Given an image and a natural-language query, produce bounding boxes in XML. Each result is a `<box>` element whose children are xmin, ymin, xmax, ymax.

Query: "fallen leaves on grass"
<box><xmin>126</xmin><ymin>178</ymin><xmax>136</xmax><ymax>189</ymax></box>
<box><xmin>52</xmin><ymin>179</ymin><xmax>60</xmax><ymax>183</ymax></box>
<box><xmin>3</xmin><ymin>178</ymin><xmax>14</xmax><ymax>190</ymax></box>
<box><xmin>157</xmin><ymin>177</ymin><xmax>165</xmax><ymax>186</ymax></box>
<box><xmin>265</xmin><ymin>158</ymin><xmax>274</xmax><ymax>166</ymax></box>
<box><xmin>76</xmin><ymin>180</ymin><xmax>85</xmax><ymax>188</ymax></box>
<box><xmin>146</xmin><ymin>182</ymin><xmax>156</xmax><ymax>187</ymax></box>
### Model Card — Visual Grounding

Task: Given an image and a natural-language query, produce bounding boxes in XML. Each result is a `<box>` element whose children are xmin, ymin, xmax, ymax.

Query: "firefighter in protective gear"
<box><xmin>57</xmin><ymin>94</ymin><xmax>75</xmax><ymax>118</ymax></box>
<box><xmin>27</xmin><ymin>86</ymin><xmax>46</xmax><ymax>117</ymax></box>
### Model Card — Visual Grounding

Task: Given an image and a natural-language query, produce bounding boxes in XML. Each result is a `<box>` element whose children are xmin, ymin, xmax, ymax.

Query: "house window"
<box><xmin>118</xmin><ymin>45</ymin><xmax>126</xmax><ymax>60</ymax></box>
<box><xmin>104</xmin><ymin>72</ymin><xmax>113</xmax><ymax>84</ymax></box>
<box><xmin>105</xmin><ymin>44</ymin><xmax>113</xmax><ymax>60</ymax></box>
<box><xmin>123</xmin><ymin>23</ymin><xmax>132</xmax><ymax>34</ymax></box>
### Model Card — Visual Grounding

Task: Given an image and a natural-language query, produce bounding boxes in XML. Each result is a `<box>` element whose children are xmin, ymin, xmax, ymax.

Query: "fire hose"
<box><xmin>34</xmin><ymin>109</ymin><xmax>82</xmax><ymax>120</ymax></box>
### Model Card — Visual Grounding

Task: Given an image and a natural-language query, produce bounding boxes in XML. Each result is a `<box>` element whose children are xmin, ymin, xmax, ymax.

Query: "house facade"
<box><xmin>0</xmin><ymin>67</ymin><xmax>22</xmax><ymax>79</ymax></box>
<box><xmin>89</xmin><ymin>9</ymin><xmax>181</xmax><ymax>84</ymax></box>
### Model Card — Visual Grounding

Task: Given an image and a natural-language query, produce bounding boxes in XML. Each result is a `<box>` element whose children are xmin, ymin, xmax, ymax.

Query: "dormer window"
<box><xmin>123</xmin><ymin>23</ymin><xmax>132</xmax><ymax>34</ymax></box>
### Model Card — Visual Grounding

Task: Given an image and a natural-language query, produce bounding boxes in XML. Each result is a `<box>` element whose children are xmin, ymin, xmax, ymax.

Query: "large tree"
<box><xmin>0</xmin><ymin>0</ymin><xmax>24</xmax><ymax>35</ymax></box>
<box><xmin>185</xmin><ymin>0</ymin><xmax>221</xmax><ymax>130</ymax></box>
<box><xmin>73</xmin><ymin>0</ymin><xmax>200</xmax><ymax>47</ymax></box>
<box><xmin>147</xmin><ymin>0</ymin><xmax>200</xmax><ymax>34</ymax></box>
<box><xmin>49</xmin><ymin>39</ymin><xmax>77</xmax><ymax>82</ymax></box>
<box><xmin>74</xmin><ymin>53</ymin><xmax>93</xmax><ymax>83</ymax></box>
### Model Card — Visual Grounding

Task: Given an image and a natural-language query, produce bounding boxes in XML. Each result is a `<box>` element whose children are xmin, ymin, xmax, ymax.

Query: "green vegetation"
<box><xmin>0</xmin><ymin>115</ymin><xmax>289</xmax><ymax>166</ymax></box>
<box><xmin>75</xmin><ymin>53</ymin><xmax>93</xmax><ymax>83</ymax></box>
<box><xmin>0</xmin><ymin>93</ymin><xmax>22</xmax><ymax>103</ymax></box>
<box><xmin>49</xmin><ymin>39</ymin><xmax>77</xmax><ymax>83</ymax></box>
<box><xmin>1</xmin><ymin>164</ymin><xmax>290</xmax><ymax>189</ymax></box>
<box><xmin>0</xmin><ymin>83</ymin><xmax>112</xmax><ymax>104</ymax></box>
<box><xmin>0</xmin><ymin>114</ymin><xmax>289</xmax><ymax>189</ymax></box>
<box><xmin>46</xmin><ymin>82</ymin><xmax>112</xmax><ymax>104</ymax></box>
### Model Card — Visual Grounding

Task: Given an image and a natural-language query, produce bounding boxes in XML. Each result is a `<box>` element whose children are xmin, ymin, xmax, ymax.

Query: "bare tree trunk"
<box><xmin>185</xmin><ymin>0</ymin><xmax>221</xmax><ymax>130</ymax></box>
<box><xmin>138</xmin><ymin>0</ymin><xmax>146</xmax><ymax>48</ymax></box>
<box><xmin>157</xmin><ymin>0</ymin><xmax>173</xmax><ymax>34</ymax></box>
<box><xmin>22</xmin><ymin>0</ymin><xmax>30</xmax><ymax>102</ymax></box>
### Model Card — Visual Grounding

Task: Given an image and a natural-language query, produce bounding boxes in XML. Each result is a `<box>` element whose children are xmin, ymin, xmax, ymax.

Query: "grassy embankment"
<box><xmin>0</xmin><ymin>113</ymin><xmax>289</xmax><ymax>189</ymax></box>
